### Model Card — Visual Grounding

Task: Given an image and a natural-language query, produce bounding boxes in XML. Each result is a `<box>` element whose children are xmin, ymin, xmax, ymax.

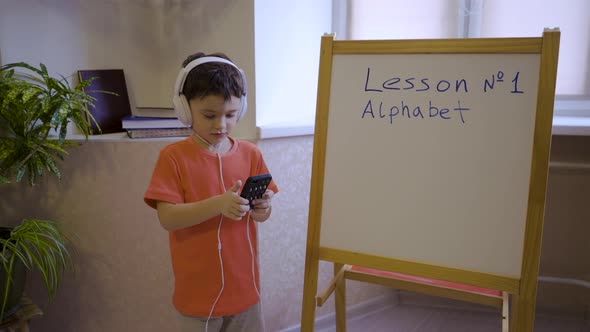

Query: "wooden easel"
<box><xmin>317</xmin><ymin>265</ymin><xmax>510</xmax><ymax>331</ymax></box>
<box><xmin>300</xmin><ymin>29</ymin><xmax>560</xmax><ymax>332</ymax></box>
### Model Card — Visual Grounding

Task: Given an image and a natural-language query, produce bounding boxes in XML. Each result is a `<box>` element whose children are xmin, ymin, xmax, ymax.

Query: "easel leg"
<box><xmin>509</xmin><ymin>293</ymin><xmax>536</xmax><ymax>332</ymax></box>
<box><xmin>509</xmin><ymin>293</ymin><xmax>519</xmax><ymax>331</ymax></box>
<box><xmin>301</xmin><ymin>252</ymin><xmax>320</xmax><ymax>331</ymax></box>
<box><xmin>334</xmin><ymin>263</ymin><xmax>347</xmax><ymax>332</ymax></box>
<box><xmin>502</xmin><ymin>292</ymin><xmax>509</xmax><ymax>332</ymax></box>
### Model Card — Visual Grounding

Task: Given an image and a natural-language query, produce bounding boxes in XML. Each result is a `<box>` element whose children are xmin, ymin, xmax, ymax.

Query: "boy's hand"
<box><xmin>219</xmin><ymin>180</ymin><xmax>250</xmax><ymax>220</ymax></box>
<box><xmin>250</xmin><ymin>189</ymin><xmax>275</xmax><ymax>221</ymax></box>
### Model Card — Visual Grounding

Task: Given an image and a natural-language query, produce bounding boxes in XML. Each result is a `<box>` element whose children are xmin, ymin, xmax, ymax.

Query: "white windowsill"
<box><xmin>256</xmin><ymin>115</ymin><xmax>590</xmax><ymax>139</ymax></box>
<box><xmin>60</xmin><ymin>115</ymin><xmax>589</xmax><ymax>141</ymax></box>
<box><xmin>256</xmin><ymin>124</ymin><xmax>315</xmax><ymax>139</ymax></box>
<box><xmin>552</xmin><ymin>115</ymin><xmax>590</xmax><ymax>136</ymax></box>
<box><xmin>62</xmin><ymin>132</ymin><xmax>186</xmax><ymax>142</ymax></box>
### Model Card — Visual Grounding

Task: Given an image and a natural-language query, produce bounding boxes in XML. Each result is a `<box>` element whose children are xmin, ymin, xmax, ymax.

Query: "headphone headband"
<box><xmin>173</xmin><ymin>56</ymin><xmax>248</xmax><ymax>126</ymax></box>
<box><xmin>174</xmin><ymin>56</ymin><xmax>245</xmax><ymax>98</ymax></box>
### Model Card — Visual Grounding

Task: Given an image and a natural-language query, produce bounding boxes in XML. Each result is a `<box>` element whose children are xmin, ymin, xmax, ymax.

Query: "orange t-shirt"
<box><xmin>144</xmin><ymin>137</ymin><xmax>278</xmax><ymax>317</ymax></box>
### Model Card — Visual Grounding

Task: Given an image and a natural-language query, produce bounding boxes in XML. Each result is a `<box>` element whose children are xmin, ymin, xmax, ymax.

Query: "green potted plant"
<box><xmin>0</xmin><ymin>62</ymin><xmax>98</xmax><ymax>320</ymax></box>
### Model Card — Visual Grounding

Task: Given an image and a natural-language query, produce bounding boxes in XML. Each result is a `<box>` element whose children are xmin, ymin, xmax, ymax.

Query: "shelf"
<box><xmin>61</xmin><ymin>132</ymin><xmax>186</xmax><ymax>143</ymax></box>
<box><xmin>59</xmin><ymin>115</ymin><xmax>590</xmax><ymax>142</ymax></box>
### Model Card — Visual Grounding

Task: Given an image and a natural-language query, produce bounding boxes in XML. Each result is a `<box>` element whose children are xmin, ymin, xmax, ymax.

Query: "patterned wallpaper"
<box><xmin>0</xmin><ymin>137</ymin><xmax>391</xmax><ymax>332</ymax></box>
<box><xmin>0</xmin><ymin>135</ymin><xmax>587</xmax><ymax>331</ymax></box>
<box><xmin>257</xmin><ymin>136</ymin><xmax>396</xmax><ymax>331</ymax></box>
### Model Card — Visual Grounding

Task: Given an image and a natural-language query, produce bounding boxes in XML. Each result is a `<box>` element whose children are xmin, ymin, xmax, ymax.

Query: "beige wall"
<box><xmin>0</xmin><ymin>0</ymin><xmax>257</xmax><ymax>139</ymax></box>
<box><xmin>0</xmin><ymin>134</ymin><xmax>588</xmax><ymax>331</ymax></box>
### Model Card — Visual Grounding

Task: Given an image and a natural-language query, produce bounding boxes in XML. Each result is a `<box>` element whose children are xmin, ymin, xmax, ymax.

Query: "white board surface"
<box><xmin>319</xmin><ymin>53</ymin><xmax>541</xmax><ymax>278</ymax></box>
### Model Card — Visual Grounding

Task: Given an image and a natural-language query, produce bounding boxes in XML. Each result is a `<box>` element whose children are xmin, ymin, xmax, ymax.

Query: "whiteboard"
<box><xmin>319</xmin><ymin>53</ymin><xmax>541</xmax><ymax>278</ymax></box>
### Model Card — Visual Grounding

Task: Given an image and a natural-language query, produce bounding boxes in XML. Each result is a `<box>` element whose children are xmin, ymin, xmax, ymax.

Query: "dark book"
<box><xmin>134</xmin><ymin>106</ymin><xmax>176</xmax><ymax>118</ymax></box>
<box><xmin>77</xmin><ymin>69</ymin><xmax>132</xmax><ymax>134</ymax></box>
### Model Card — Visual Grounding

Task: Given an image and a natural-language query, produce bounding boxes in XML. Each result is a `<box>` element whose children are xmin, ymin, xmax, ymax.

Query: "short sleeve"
<box><xmin>144</xmin><ymin>149</ymin><xmax>185</xmax><ymax>209</ymax></box>
<box><xmin>255</xmin><ymin>150</ymin><xmax>279</xmax><ymax>195</ymax></box>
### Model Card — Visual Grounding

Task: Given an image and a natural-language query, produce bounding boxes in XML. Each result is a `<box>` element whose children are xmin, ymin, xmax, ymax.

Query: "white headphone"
<box><xmin>173</xmin><ymin>56</ymin><xmax>248</xmax><ymax>126</ymax></box>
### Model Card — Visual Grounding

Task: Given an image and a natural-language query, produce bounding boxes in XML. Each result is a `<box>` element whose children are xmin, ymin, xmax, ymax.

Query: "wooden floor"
<box><xmin>317</xmin><ymin>300</ymin><xmax>589</xmax><ymax>332</ymax></box>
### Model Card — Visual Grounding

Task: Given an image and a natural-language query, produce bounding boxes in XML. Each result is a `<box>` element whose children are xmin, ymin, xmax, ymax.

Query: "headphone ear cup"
<box><xmin>174</xmin><ymin>94</ymin><xmax>192</xmax><ymax>126</ymax></box>
<box><xmin>239</xmin><ymin>95</ymin><xmax>247</xmax><ymax>120</ymax></box>
<box><xmin>238</xmin><ymin>69</ymin><xmax>248</xmax><ymax>120</ymax></box>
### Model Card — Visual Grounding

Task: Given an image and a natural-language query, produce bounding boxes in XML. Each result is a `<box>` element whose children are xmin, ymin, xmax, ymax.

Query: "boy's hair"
<box><xmin>181</xmin><ymin>52</ymin><xmax>245</xmax><ymax>102</ymax></box>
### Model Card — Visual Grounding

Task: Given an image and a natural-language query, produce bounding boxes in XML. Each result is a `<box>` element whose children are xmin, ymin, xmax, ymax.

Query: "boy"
<box><xmin>144</xmin><ymin>52</ymin><xmax>278</xmax><ymax>332</ymax></box>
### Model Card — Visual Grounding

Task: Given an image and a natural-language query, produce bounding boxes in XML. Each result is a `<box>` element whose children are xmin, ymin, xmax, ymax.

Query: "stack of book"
<box><xmin>122</xmin><ymin>107</ymin><xmax>192</xmax><ymax>139</ymax></box>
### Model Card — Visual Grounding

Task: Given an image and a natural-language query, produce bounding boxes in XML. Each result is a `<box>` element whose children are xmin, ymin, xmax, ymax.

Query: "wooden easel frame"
<box><xmin>317</xmin><ymin>264</ymin><xmax>510</xmax><ymax>331</ymax></box>
<box><xmin>300</xmin><ymin>29</ymin><xmax>560</xmax><ymax>332</ymax></box>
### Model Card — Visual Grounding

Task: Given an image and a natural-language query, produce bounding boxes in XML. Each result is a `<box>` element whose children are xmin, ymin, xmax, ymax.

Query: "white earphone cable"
<box><xmin>203</xmin><ymin>142</ymin><xmax>261</xmax><ymax>331</ymax></box>
<box><xmin>246</xmin><ymin>212</ymin><xmax>260</xmax><ymax>298</ymax></box>
<box><xmin>205</xmin><ymin>152</ymin><xmax>226</xmax><ymax>332</ymax></box>
<box><xmin>246</xmin><ymin>211</ymin><xmax>265</xmax><ymax>331</ymax></box>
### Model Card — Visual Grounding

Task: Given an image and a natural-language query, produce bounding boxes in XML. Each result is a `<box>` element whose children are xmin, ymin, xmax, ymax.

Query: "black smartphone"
<box><xmin>240</xmin><ymin>174</ymin><xmax>272</xmax><ymax>208</ymax></box>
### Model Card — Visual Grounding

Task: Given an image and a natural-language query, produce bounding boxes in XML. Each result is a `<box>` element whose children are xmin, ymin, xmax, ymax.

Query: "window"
<box><xmin>337</xmin><ymin>0</ymin><xmax>590</xmax><ymax>133</ymax></box>
<box><xmin>254</xmin><ymin>0</ymin><xmax>332</xmax><ymax>137</ymax></box>
<box><xmin>348</xmin><ymin>0</ymin><xmax>460</xmax><ymax>40</ymax></box>
<box><xmin>257</xmin><ymin>1</ymin><xmax>589</xmax><ymax>138</ymax></box>
<box><xmin>476</xmin><ymin>0</ymin><xmax>589</xmax><ymax>109</ymax></box>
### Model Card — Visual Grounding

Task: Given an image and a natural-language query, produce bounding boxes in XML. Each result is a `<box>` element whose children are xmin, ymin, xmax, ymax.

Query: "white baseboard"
<box><xmin>276</xmin><ymin>290</ymin><xmax>588</xmax><ymax>331</ymax></box>
<box><xmin>277</xmin><ymin>292</ymin><xmax>398</xmax><ymax>332</ymax></box>
<box><xmin>398</xmin><ymin>291</ymin><xmax>497</xmax><ymax>313</ymax></box>
<box><xmin>399</xmin><ymin>291</ymin><xmax>589</xmax><ymax>321</ymax></box>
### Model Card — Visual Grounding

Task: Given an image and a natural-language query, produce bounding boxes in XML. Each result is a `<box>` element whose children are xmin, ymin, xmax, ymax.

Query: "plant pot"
<box><xmin>0</xmin><ymin>258</ymin><xmax>26</xmax><ymax>318</ymax></box>
<box><xmin>0</xmin><ymin>227</ymin><xmax>27</xmax><ymax>318</ymax></box>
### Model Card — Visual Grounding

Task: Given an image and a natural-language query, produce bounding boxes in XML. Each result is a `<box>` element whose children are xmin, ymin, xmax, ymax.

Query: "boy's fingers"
<box><xmin>253</xmin><ymin>200</ymin><xmax>270</xmax><ymax>209</ymax></box>
<box><xmin>234</xmin><ymin>195</ymin><xmax>250</xmax><ymax>205</ymax></box>
<box><xmin>229</xmin><ymin>180</ymin><xmax>242</xmax><ymax>193</ymax></box>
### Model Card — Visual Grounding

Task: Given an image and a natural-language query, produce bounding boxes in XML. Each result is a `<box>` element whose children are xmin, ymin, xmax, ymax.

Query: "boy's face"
<box><xmin>189</xmin><ymin>94</ymin><xmax>241</xmax><ymax>145</ymax></box>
